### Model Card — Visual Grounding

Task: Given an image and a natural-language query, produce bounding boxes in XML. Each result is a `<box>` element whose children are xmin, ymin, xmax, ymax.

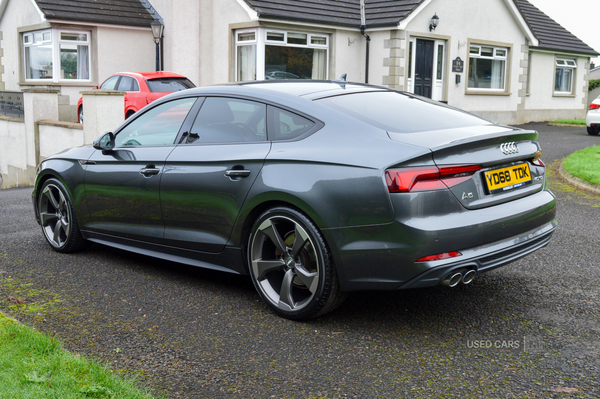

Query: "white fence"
<box><xmin>0</xmin><ymin>89</ymin><xmax>124</xmax><ymax>189</ymax></box>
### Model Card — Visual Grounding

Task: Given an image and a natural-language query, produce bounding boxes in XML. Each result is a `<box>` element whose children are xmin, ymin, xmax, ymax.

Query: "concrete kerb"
<box><xmin>558</xmin><ymin>162</ymin><xmax>600</xmax><ymax>196</ymax></box>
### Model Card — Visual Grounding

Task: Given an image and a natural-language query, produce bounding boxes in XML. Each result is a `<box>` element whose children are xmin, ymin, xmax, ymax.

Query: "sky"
<box><xmin>526</xmin><ymin>0</ymin><xmax>600</xmax><ymax>65</ymax></box>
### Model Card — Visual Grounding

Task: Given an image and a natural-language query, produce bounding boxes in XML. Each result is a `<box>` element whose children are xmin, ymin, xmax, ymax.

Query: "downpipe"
<box><xmin>440</xmin><ymin>269</ymin><xmax>477</xmax><ymax>287</ymax></box>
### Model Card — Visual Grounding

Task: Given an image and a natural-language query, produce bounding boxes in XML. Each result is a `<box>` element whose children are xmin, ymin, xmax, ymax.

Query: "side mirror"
<box><xmin>93</xmin><ymin>132</ymin><xmax>115</xmax><ymax>151</ymax></box>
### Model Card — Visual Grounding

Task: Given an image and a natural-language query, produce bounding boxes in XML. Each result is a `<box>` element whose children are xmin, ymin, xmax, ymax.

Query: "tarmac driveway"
<box><xmin>0</xmin><ymin>122</ymin><xmax>599</xmax><ymax>398</ymax></box>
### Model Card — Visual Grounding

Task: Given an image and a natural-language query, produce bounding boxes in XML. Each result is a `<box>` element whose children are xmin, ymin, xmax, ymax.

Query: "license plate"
<box><xmin>484</xmin><ymin>163</ymin><xmax>532</xmax><ymax>193</ymax></box>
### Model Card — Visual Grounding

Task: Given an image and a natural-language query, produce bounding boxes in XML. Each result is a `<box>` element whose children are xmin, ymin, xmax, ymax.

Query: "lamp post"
<box><xmin>150</xmin><ymin>20</ymin><xmax>164</xmax><ymax>71</ymax></box>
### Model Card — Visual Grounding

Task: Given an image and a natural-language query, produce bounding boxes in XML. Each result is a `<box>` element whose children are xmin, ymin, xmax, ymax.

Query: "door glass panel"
<box><xmin>436</xmin><ymin>45</ymin><xmax>443</xmax><ymax>80</ymax></box>
<box><xmin>115</xmin><ymin>97</ymin><xmax>197</xmax><ymax>146</ymax></box>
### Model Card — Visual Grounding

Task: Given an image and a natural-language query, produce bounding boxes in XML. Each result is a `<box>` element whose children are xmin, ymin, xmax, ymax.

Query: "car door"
<box><xmin>160</xmin><ymin>97</ymin><xmax>271</xmax><ymax>253</ymax></box>
<box><xmin>83</xmin><ymin>97</ymin><xmax>198</xmax><ymax>244</ymax></box>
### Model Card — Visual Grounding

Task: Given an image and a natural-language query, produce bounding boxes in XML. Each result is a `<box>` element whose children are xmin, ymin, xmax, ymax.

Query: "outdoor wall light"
<box><xmin>429</xmin><ymin>13</ymin><xmax>439</xmax><ymax>31</ymax></box>
<box><xmin>150</xmin><ymin>20</ymin><xmax>164</xmax><ymax>71</ymax></box>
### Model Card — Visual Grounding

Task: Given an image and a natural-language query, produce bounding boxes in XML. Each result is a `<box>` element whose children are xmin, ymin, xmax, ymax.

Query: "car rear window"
<box><xmin>317</xmin><ymin>91</ymin><xmax>490</xmax><ymax>133</ymax></box>
<box><xmin>146</xmin><ymin>78</ymin><xmax>196</xmax><ymax>93</ymax></box>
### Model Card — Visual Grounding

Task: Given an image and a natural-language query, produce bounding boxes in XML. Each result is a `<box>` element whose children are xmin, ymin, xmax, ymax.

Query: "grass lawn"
<box><xmin>0</xmin><ymin>312</ymin><xmax>159</xmax><ymax>399</ymax></box>
<box><xmin>549</xmin><ymin>119</ymin><xmax>586</xmax><ymax>125</ymax></box>
<box><xmin>563</xmin><ymin>146</ymin><xmax>600</xmax><ymax>185</ymax></box>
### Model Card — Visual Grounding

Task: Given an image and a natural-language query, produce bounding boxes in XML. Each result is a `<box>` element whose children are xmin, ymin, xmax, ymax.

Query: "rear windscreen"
<box><xmin>146</xmin><ymin>78</ymin><xmax>196</xmax><ymax>93</ymax></box>
<box><xmin>317</xmin><ymin>91</ymin><xmax>490</xmax><ymax>133</ymax></box>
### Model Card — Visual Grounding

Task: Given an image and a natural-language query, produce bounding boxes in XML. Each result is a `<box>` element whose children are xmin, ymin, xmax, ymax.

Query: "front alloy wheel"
<box><xmin>248</xmin><ymin>207</ymin><xmax>346</xmax><ymax>320</ymax></box>
<box><xmin>38</xmin><ymin>178</ymin><xmax>86</xmax><ymax>253</ymax></box>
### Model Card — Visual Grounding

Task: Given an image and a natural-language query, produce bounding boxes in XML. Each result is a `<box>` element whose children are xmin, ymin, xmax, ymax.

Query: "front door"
<box><xmin>83</xmin><ymin>97</ymin><xmax>198</xmax><ymax>244</ymax></box>
<box><xmin>414</xmin><ymin>39</ymin><xmax>434</xmax><ymax>99</ymax></box>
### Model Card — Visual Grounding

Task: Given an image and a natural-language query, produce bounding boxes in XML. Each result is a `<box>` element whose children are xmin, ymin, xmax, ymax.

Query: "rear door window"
<box><xmin>185</xmin><ymin>97</ymin><xmax>266</xmax><ymax>144</ymax></box>
<box><xmin>117</xmin><ymin>76</ymin><xmax>139</xmax><ymax>92</ymax></box>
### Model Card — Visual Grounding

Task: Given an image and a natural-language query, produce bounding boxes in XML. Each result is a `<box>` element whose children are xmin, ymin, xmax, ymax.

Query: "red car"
<box><xmin>77</xmin><ymin>71</ymin><xmax>195</xmax><ymax>123</ymax></box>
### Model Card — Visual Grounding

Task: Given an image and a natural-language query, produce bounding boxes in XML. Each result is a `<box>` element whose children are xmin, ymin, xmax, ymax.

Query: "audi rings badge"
<box><xmin>500</xmin><ymin>142</ymin><xmax>519</xmax><ymax>155</ymax></box>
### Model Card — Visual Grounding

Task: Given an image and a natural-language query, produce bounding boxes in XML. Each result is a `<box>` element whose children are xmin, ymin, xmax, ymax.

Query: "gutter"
<box><xmin>360</xmin><ymin>0</ymin><xmax>370</xmax><ymax>84</ymax></box>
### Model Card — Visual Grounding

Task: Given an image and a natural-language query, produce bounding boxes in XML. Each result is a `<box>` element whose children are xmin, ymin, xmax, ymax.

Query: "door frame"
<box><xmin>406</xmin><ymin>36</ymin><xmax>447</xmax><ymax>102</ymax></box>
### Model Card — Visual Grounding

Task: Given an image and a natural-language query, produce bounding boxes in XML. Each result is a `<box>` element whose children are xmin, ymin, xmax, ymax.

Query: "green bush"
<box><xmin>589</xmin><ymin>79</ymin><xmax>600</xmax><ymax>91</ymax></box>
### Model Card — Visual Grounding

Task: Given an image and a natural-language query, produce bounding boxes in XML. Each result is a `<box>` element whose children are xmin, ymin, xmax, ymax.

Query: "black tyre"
<box><xmin>38</xmin><ymin>178</ymin><xmax>87</xmax><ymax>253</ymax></box>
<box><xmin>248</xmin><ymin>207</ymin><xmax>346</xmax><ymax>320</ymax></box>
<box><xmin>78</xmin><ymin>106</ymin><xmax>83</xmax><ymax>124</ymax></box>
<box><xmin>587</xmin><ymin>126</ymin><xmax>599</xmax><ymax>136</ymax></box>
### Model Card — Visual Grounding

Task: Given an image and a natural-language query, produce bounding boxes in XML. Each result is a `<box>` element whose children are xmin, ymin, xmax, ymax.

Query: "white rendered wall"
<box><xmin>38</xmin><ymin>123</ymin><xmax>83</xmax><ymax>159</ymax></box>
<box><xmin>403</xmin><ymin>0</ymin><xmax>528</xmax><ymax>114</ymax></box>
<box><xmin>526</xmin><ymin>51</ymin><xmax>587</xmax><ymax>111</ymax></box>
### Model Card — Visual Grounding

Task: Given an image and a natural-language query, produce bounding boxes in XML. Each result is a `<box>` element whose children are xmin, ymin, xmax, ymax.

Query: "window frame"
<box><xmin>465</xmin><ymin>40</ymin><xmax>512</xmax><ymax>95</ymax></box>
<box><xmin>553</xmin><ymin>57</ymin><xmax>577</xmax><ymax>96</ymax></box>
<box><xmin>234</xmin><ymin>27</ymin><xmax>329</xmax><ymax>82</ymax></box>
<box><xmin>22</xmin><ymin>27</ymin><xmax>92</xmax><ymax>84</ymax></box>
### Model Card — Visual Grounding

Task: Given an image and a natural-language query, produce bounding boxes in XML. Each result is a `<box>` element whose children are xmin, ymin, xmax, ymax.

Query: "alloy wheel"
<box><xmin>249</xmin><ymin>215</ymin><xmax>320</xmax><ymax>313</ymax></box>
<box><xmin>39</xmin><ymin>183</ymin><xmax>72</xmax><ymax>249</ymax></box>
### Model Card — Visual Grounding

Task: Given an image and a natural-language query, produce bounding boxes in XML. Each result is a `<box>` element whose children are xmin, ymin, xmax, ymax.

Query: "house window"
<box><xmin>468</xmin><ymin>45</ymin><xmax>508</xmax><ymax>90</ymax></box>
<box><xmin>23</xmin><ymin>29</ymin><xmax>91</xmax><ymax>82</ymax></box>
<box><xmin>235</xmin><ymin>28</ymin><xmax>328</xmax><ymax>82</ymax></box>
<box><xmin>23</xmin><ymin>30</ymin><xmax>53</xmax><ymax>79</ymax></box>
<box><xmin>59</xmin><ymin>31</ymin><xmax>90</xmax><ymax>80</ymax></box>
<box><xmin>555</xmin><ymin>58</ymin><xmax>576</xmax><ymax>94</ymax></box>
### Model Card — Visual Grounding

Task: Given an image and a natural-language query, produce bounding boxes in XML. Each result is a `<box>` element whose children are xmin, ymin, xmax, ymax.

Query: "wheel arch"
<box><xmin>234</xmin><ymin>195</ymin><xmax>327</xmax><ymax>267</ymax></box>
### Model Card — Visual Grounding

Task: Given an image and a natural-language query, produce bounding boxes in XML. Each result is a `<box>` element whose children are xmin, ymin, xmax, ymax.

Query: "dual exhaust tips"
<box><xmin>441</xmin><ymin>269</ymin><xmax>476</xmax><ymax>287</ymax></box>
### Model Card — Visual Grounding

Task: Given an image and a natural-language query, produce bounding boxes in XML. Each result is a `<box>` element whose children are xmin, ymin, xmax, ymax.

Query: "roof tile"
<box><xmin>35</xmin><ymin>0</ymin><xmax>156</xmax><ymax>27</ymax></box>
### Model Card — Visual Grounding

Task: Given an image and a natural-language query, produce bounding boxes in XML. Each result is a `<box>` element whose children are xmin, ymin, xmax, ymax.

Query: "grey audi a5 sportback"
<box><xmin>32</xmin><ymin>80</ymin><xmax>557</xmax><ymax>320</ymax></box>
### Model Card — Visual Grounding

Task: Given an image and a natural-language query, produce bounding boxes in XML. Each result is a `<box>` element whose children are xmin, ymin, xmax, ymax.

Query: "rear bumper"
<box><xmin>323</xmin><ymin>188</ymin><xmax>557</xmax><ymax>291</ymax></box>
<box><xmin>398</xmin><ymin>220</ymin><xmax>556</xmax><ymax>289</ymax></box>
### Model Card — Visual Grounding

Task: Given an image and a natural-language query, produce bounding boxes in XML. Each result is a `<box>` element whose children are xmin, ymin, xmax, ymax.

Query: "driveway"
<box><xmin>1</xmin><ymin>122</ymin><xmax>599</xmax><ymax>398</ymax></box>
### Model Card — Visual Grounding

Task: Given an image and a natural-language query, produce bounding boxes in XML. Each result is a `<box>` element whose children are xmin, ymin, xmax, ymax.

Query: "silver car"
<box><xmin>32</xmin><ymin>80</ymin><xmax>557</xmax><ymax>320</ymax></box>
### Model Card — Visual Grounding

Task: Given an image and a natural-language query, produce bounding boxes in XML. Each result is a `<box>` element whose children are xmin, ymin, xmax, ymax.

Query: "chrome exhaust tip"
<box><xmin>442</xmin><ymin>272</ymin><xmax>463</xmax><ymax>288</ymax></box>
<box><xmin>462</xmin><ymin>269</ymin><xmax>476</xmax><ymax>285</ymax></box>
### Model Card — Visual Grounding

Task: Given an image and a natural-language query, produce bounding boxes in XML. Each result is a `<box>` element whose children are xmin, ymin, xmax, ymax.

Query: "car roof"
<box><xmin>222</xmin><ymin>80</ymin><xmax>391</xmax><ymax>100</ymax></box>
<box><xmin>112</xmin><ymin>71</ymin><xmax>188</xmax><ymax>80</ymax></box>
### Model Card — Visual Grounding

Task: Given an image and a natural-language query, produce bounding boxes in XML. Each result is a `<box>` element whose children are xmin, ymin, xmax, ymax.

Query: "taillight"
<box><xmin>532</xmin><ymin>150</ymin><xmax>545</xmax><ymax>167</ymax></box>
<box><xmin>589</xmin><ymin>103</ymin><xmax>600</xmax><ymax>110</ymax></box>
<box><xmin>385</xmin><ymin>165</ymin><xmax>481</xmax><ymax>193</ymax></box>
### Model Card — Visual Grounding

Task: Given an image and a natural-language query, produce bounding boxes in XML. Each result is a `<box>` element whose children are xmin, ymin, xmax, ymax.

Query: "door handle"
<box><xmin>139</xmin><ymin>166</ymin><xmax>160</xmax><ymax>176</ymax></box>
<box><xmin>225</xmin><ymin>169</ymin><xmax>251</xmax><ymax>178</ymax></box>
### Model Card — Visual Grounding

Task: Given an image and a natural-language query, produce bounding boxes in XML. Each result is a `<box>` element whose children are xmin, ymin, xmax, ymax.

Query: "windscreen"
<box><xmin>317</xmin><ymin>91</ymin><xmax>490</xmax><ymax>133</ymax></box>
<box><xmin>146</xmin><ymin>78</ymin><xmax>195</xmax><ymax>93</ymax></box>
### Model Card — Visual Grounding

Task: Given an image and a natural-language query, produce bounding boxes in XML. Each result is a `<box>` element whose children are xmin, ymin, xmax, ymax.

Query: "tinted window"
<box><xmin>187</xmin><ymin>97</ymin><xmax>266</xmax><ymax>143</ymax></box>
<box><xmin>146</xmin><ymin>78</ymin><xmax>195</xmax><ymax>93</ymax></box>
<box><xmin>117</xmin><ymin>76</ymin><xmax>139</xmax><ymax>92</ymax></box>
<box><xmin>115</xmin><ymin>98</ymin><xmax>197</xmax><ymax>147</ymax></box>
<box><xmin>99</xmin><ymin>75</ymin><xmax>120</xmax><ymax>90</ymax></box>
<box><xmin>317</xmin><ymin>91</ymin><xmax>489</xmax><ymax>133</ymax></box>
<box><xmin>268</xmin><ymin>106</ymin><xmax>314</xmax><ymax>141</ymax></box>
